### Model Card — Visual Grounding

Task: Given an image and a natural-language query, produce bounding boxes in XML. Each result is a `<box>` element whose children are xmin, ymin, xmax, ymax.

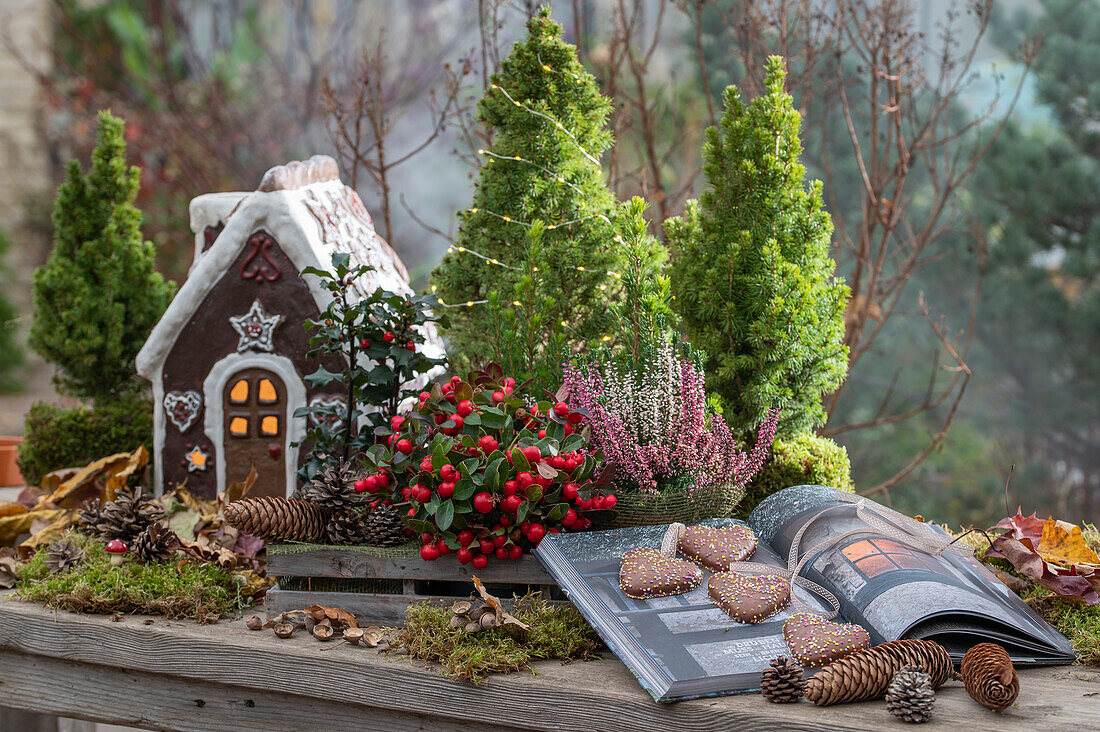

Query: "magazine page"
<box><xmin>535</xmin><ymin>519</ymin><xmax>833</xmax><ymax>701</ymax></box>
<box><xmin>748</xmin><ymin>485</ymin><xmax>1074</xmax><ymax>663</ymax></box>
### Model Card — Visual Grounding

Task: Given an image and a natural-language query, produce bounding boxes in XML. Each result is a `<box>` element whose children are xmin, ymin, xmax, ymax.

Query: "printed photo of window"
<box><xmin>840</xmin><ymin>538</ymin><xmax>941</xmax><ymax>579</ymax></box>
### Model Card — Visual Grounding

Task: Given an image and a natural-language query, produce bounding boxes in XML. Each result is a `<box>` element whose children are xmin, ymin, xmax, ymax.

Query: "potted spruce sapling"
<box><xmin>289</xmin><ymin>252</ymin><xmax>447</xmax><ymax>547</ymax></box>
<box><xmin>563</xmin><ymin>203</ymin><xmax>779</xmax><ymax>525</ymax></box>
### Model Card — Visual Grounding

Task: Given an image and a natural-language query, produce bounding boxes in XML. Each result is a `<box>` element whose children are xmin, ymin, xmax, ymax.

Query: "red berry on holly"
<box><xmin>553</xmin><ymin>401</ymin><xmax>569</xmax><ymax>417</ymax></box>
<box><xmin>434</xmin><ymin>413</ymin><xmax>447</xmax><ymax>425</ymax></box>
<box><xmin>478</xmin><ymin>435</ymin><xmax>498</xmax><ymax>454</ymax></box>
<box><xmin>605</xmin><ymin>494</ymin><xmax>617</xmax><ymax>509</ymax></box>
<box><xmin>563</xmin><ymin>509</ymin><xmax>578</xmax><ymax>526</ymax></box>
<box><xmin>563</xmin><ymin>424</ymin><xmax>573</xmax><ymax>436</ymax></box>
<box><xmin>564</xmin><ymin>458</ymin><xmax>578</xmax><ymax>472</ymax></box>
<box><xmin>449</xmin><ymin>414</ymin><xmax>465</xmax><ymax>431</ymax></box>
<box><xmin>516</xmin><ymin>471</ymin><xmax>535</xmax><ymax>487</ymax></box>
<box><xmin>407</xmin><ymin>508</ymin><xmax>416</xmax><ymax>516</ymax></box>
<box><xmin>392</xmin><ymin>415</ymin><xmax>406</xmax><ymax>430</ymax></box>
<box><xmin>415</xmin><ymin>485</ymin><xmax>431</xmax><ymax>503</ymax></box>
<box><xmin>577</xmin><ymin>498</ymin><xmax>591</xmax><ymax>510</ymax></box>
<box><xmin>450</xmin><ymin>375</ymin><xmax>462</xmax><ymax>385</ymax></box>
<box><xmin>495</xmin><ymin>546</ymin><xmax>508</xmax><ymax>560</ymax></box>
<box><xmin>383</xmin><ymin>331</ymin><xmax>395</xmax><ymax>343</ymax></box>
<box><xmin>493</xmin><ymin>534</ymin><xmax>507</xmax><ymax>548</ymax></box>
<box><xmin>420</xmin><ymin>544</ymin><xmax>440</xmax><ymax>561</ymax></box>
<box><xmin>504</xmin><ymin>385</ymin><xmax>513</xmax><ymax>395</ymax></box>
<box><xmin>438</xmin><ymin>481</ymin><xmax>455</xmax><ymax>499</ymax></box>
<box><xmin>376</xmin><ymin>472</ymin><xmax>391</xmax><ymax>488</ymax></box>
<box><xmin>395</xmin><ymin>438</ymin><xmax>413</xmax><ymax>454</ymax></box>
<box><xmin>436</xmin><ymin>539</ymin><xmax>451</xmax><ymax>556</ymax></box>
<box><xmin>500</xmin><ymin>515</ymin><xmax>511</xmax><ymax>527</ymax></box>
<box><xmin>478</xmin><ymin>538</ymin><xmax>495</xmax><ymax>555</ymax></box>
<box><xmin>503</xmin><ymin>377</ymin><xmax>516</xmax><ymax>388</ymax></box>
<box><xmin>491</xmin><ymin>391</ymin><xmax>505</xmax><ymax>403</ymax></box>
<box><xmin>419</xmin><ymin>457</ymin><xmax>434</xmax><ymax>473</ymax></box>
<box><xmin>354</xmin><ymin>479</ymin><xmax>368</xmax><ymax>493</ymax></box>
<box><xmin>509</xmin><ymin>544</ymin><xmax>523</xmax><ymax>560</ymax></box>
<box><xmin>440</xmin><ymin>464</ymin><xmax>458</xmax><ymax>482</ymax></box>
<box><xmin>527</xmin><ymin>523</ymin><xmax>546</xmax><ymax>543</ymax></box>
<box><xmin>457</xmin><ymin>530</ymin><xmax>474</xmax><ymax>546</ymax></box>
<box><xmin>538</xmin><ymin>429</ymin><xmax>546</xmax><ymax>439</ymax></box>
<box><xmin>473</xmin><ymin>492</ymin><xmax>494</xmax><ymax>513</ymax></box>
<box><xmin>551</xmin><ymin>456</ymin><xmax>565</xmax><ymax>470</ymax></box>
<box><xmin>535</xmin><ymin>475</ymin><xmax>553</xmax><ymax>489</ymax></box>
<box><xmin>359</xmin><ymin>338</ymin><xmax>370</xmax><ymax>348</ymax></box>
<box><xmin>420</xmin><ymin>532</ymin><xmax>435</xmax><ymax>545</ymax></box>
<box><xmin>405</xmin><ymin>341</ymin><xmax>415</xmax><ymax>351</ymax></box>
<box><xmin>562</xmin><ymin>482</ymin><xmax>579</xmax><ymax>500</ymax></box>
<box><xmin>456</xmin><ymin>547</ymin><xmax>473</xmax><ymax>564</ymax></box>
<box><xmin>523</xmin><ymin>446</ymin><xmax>541</xmax><ymax>463</ymax></box>
<box><xmin>456</xmin><ymin>400</ymin><xmax>474</xmax><ymax>417</ymax></box>
<box><xmin>503</xmin><ymin>495</ymin><xmax>523</xmax><ymax>513</ymax></box>
<box><xmin>503</xmin><ymin>480</ymin><xmax>519</xmax><ymax>496</ymax></box>
<box><xmin>591</xmin><ymin>495</ymin><xmax>605</xmax><ymax>510</ymax></box>
<box><xmin>360</xmin><ymin>475</ymin><xmax>377</xmax><ymax>493</ymax></box>
<box><xmin>418</xmin><ymin>390</ymin><xmax>430</xmax><ymax>402</ymax></box>
<box><xmin>472</xmin><ymin>554</ymin><xmax>488</xmax><ymax>569</ymax></box>
<box><xmin>567</xmin><ymin>411</ymin><xmax>584</xmax><ymax>425</ymax></box>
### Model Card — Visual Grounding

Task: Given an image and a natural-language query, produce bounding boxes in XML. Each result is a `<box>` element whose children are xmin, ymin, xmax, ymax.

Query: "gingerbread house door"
<box><xmin>223</xmin><ymin>368</ymin><xmax>287</xmax><ymax>498</ymax></box>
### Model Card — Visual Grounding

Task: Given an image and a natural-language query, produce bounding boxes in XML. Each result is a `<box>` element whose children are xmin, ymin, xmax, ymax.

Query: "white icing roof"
<box><xmin>136</xmin><ymin>155</ymin><xmax>444</xmax><ymax>378</ymax></box>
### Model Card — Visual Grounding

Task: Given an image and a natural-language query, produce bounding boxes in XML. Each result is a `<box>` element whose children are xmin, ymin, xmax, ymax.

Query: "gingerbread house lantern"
<box><xmin>136</xmin><ymin>155</ymin><xmax>443</xmax><ymax>499</ymax></box>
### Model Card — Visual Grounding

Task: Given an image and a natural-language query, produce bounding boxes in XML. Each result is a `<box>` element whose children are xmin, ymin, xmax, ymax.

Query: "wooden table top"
<box><xmin>0</xmin><ymin>595</ymin><xmax>1096</xmax><ymax>731</ymax></box>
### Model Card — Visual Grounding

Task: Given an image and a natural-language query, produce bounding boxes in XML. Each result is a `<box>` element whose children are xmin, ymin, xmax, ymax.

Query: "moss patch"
<box><xmin>17</xmin><ymin>532</ymin><xmax>245</xmax><ymax>621</ymax></box>
<box><xmin>389</xmin><ymin>593</ymin><xmax>601</xmax><ymax>683</ymax></box>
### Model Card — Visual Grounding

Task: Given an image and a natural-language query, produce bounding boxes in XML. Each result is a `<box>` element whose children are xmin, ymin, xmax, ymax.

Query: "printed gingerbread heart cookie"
<box><xmin>678</xmin><ymin>524</ymin><xmax>757</xmax><ymax>571</ymax></box>
<box><xmin>708</xmin><ymin>572</ymin><xmax>790</xmax><ymax>623</ymax></box>
<box><xmin>783</xmin><ymin>612</ymin><xmax>871</xmax><ymax>666</ymax></box>
<box><xmin>619</xmin><ymin>547</ymin><xmax>703</xmax><ymax>600</ymax></box>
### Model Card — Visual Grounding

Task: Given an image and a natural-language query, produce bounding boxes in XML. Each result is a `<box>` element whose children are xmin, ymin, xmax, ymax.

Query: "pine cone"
<box><xmin>803</xmin><ymin>639</ymin><xmax>953</xmax><ymax>706</ymax></box>
<box><xmin>223</xmin><ymin>497</ymin><xmax>329</xmax><ymax>543</ymax></box>
<box><xmin>45</xmin><ymin>539</ymin><xmax>85</xmax><ymax>574</ymax></box>
<box><xmin>760</xmin><ymin>656</ymin><xmax>804</xmax><ymax>703</ymax></box>
<box><xmin>362</xmin><ymin>503</ymin><xmax>408</xmax><ymax>547</ymax></box>
<box><xmin>82</xmin><ymin>487</ymin><xmax>165</xmax><ymax>543</ymax></box>
<box><xmin>132</xmin><ymin>523</ymin><xmax>180</xmax><ymax>564</ymax></box>
<box><xmin>75</xmin><ymin>499</ymin><xmax>102</xmax><ymax>532</ymax></box>
<box><xmin>885</xmin><ymin>665</ymin><xmax>935</xmax><ymax>723</ymax></box>
<box><xmin>960</xmin><ymin>643</ymin><xmax>1018</xmax><ymax>710</ymax></box>
<box><xmin>301</xmin><ymin>459</ymin><xmax>359</xmax><ymax>510</ymax></box>
<box><xmin>325</xmin><ymin>510</ymin><xmax>369</xmax><ymax>546</ymax></box>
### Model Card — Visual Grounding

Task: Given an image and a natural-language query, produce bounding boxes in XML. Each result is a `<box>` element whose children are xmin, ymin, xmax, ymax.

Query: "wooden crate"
<box><xmin>265</xmin><ymin>546</ymin><xmax>560</xmax><ymax>624</ymax></box>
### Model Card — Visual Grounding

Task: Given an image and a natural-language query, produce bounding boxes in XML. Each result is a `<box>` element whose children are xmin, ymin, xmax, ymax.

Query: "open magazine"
<box><xmin>533</xmin><ymin>484</ymin><xmax>1074</xmax><ymax>702</ymax></box>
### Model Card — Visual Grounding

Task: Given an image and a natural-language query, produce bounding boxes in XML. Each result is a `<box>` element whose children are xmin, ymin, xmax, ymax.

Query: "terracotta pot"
<box><xmin>0</xmin><ymin>437</ymin><xmax>24</xmax><ymax>487</ymax></box>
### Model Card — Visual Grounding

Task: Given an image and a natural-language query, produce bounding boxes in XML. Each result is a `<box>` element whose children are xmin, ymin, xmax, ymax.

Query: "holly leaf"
<box><xmin>437</xmin><ymin>500</ymin><xmax>455</xmax><ymax>531</ymax></box>
<box><xmin>453</xmin><ymin>479</ymin><xmax>477</xmax><ymax>501</ymax></box>
<box><xmin>536</xmin><ymin>462</ymin><xmax>559</xmax><ymax>480</ymax></box>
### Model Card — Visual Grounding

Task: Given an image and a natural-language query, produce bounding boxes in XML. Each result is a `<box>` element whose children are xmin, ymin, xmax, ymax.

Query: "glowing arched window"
<box><xmin>229</xmin><ymin>417</ymin><xmax>249</xmax><ymax>436</ymax></box>
<box><xmin>260</xmin><ymin>415</ymin><xmax>279</xmax><ymax>436</ymax></box>
<box><xmin>257</xmin><ymin>378</ymin><xmax>277</xmax><ymax>404</ymax></box>
<box><xmin>229</xmin><ymin>379</ymin><xmax>249</xmax><ymax>404</ymax></box>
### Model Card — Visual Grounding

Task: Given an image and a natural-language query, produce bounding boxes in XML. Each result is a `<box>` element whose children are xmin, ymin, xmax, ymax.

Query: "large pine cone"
<box><xmin>224</xmin><ymin>497</ymin><xmax>329</xmax><ymax>543</ymax></box>
<box><xmin>80</xmin><ymin>487</ymin><xmax>165</xmax><ymax>543</ymax></box>
<box><xmin>45</xmin><ymin>539</ymin><xmax>85</xmax><ymax>574</ymax></box>
<box><xmin>960</xmin><ymin>643</ymin><xmax>1018</xmax><ymax>710</ymax></box>
<box><xmin>325</xmin><ymin>510</ymin><xmax>369</xmax><ymax>546</ymax></box>
<box><xmin>760</xmin><ymin>656</ymin><xmax>804</xmax><ymax>703</ymax></box>
<box><xmin>132</xmin><ymin>523</ymin><xmax>180</xmax><ymax>564</ymax></box>
<box><xmin>362</xmin><ymin>503</ymin><xmax>408</xmax><ymax>547</ymax></box>
<box><xmin>300</xmin><ymin>459</ymin><xmax>359</xmax><ymax>510</ymax></box>
<box><xmin>885</xmin><ymin>665</ymin><xmax>935</xmax><ymax>723</ymax></box>
<box><xmin>803</xmin><ymin>639</ymin><xmax>953</xmax><ymax>706</ymax></box>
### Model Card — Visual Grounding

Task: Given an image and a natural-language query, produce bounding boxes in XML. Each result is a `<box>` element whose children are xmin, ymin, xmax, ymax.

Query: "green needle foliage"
<box><xmin>432</xmin><ymin>8</ymin><xmax>652</xmax><ymax>391</ymax></box>
<box><xmin>666</xmin><ymin>56</ymin><xmax>849</xmax><ymax>436</ymax></box>
<box><xmin>0</xmin><ymin>229</ymin><xmax>24</xmax><ymax>391</ymax></box>
<box><xmin>29</xmin><ymin>110</ymin><xmax>174</xmax><ymax>404</ymax></box>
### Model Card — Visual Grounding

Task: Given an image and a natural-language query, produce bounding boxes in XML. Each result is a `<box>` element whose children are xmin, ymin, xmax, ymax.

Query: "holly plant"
<box><xmin>295</xmin><ymin>252</ymin><xmax>447</xmax><ymax>483</ymax></box>
<box><xmin>358</xmin><ymin>363</ymin><xmax>614</xmax><ymax>566</ymax></box>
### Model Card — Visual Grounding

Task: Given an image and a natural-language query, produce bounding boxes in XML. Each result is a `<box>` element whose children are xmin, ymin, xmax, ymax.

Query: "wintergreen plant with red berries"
<box><xmin>295</xmin><ymin>252</ymin><xmax>447</xmax><ymax>484</ymax></box>
<box><xmin>358</xmin><ymin>363</ymin><xmax>612</xmax><ymax>565</ymax></box>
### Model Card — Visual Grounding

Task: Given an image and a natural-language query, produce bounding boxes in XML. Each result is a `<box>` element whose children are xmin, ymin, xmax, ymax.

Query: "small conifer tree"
<box><xmin>431</xmin><ymin>7</ymin><xmax>653</xmax><ymax>390</ymax></box>
<box><xmin>666</xmin><ymin>56</ymin><xmax>849</xmax><ymax>436</ymax></box>
<box><xmin>0</xmin><ymin>230</ymin><xmax>24</xmax><ymax>391</ymax></box>
<box><xmin>29</xmin><ymin>111</ymin><xmax>174</xmax><ymax>404</ymax></box>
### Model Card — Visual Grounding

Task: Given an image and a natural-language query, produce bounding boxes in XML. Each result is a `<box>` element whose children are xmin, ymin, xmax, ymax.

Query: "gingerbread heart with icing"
<box><xmin>619</xmin><ymin>548</ymin><xmax>703</xmax><ymax>600</ymax></box>
<box><xmin>783</xmin><ymin>612</ymin><xmax>870</xmax><ymax>666</ymax></box>
<box><xmin>708</xmin><ymin>572</ymin><xmax>790</xmax><ymax>623</ymax></box>
<box><xmin>678</xmin><ymin>524</ymin><xmax>757</xmax><ymax>571</ymax></box>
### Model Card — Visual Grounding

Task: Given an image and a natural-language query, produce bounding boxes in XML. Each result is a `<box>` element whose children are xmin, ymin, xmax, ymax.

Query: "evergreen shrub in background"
<box><xmin>665</xmin><ymin>56</ymin><xmax>849</xmax><ymax>438</ymax></box>
<box><xmin>0</xmin><ymin>230</ymin><xmax>24</xmax><ymax>392</ymax></box>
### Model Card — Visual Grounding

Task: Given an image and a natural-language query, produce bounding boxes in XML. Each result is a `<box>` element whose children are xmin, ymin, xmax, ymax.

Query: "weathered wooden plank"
<box><xmin>0</xmin><ymin>598</ymin><xmax>1096</xmax><ymax>731</ymax></box>
<box><xmin>0</xmin><ymin>649</ymin><xmax>523</xmax><ymax>732</ymax></box>
<box><xmin>267</xmin><ymin>548</ymin><xmax>556</xmax><ymax>583</ymax></box>
<box><xmin>265</xmin><ymin>587</ymin><xmax>569</xmax><ymax>625</ymax></box>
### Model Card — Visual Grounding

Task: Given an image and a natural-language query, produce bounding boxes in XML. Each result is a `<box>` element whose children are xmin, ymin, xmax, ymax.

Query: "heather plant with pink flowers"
<box><xmin>563</xmin><ymin>336</ymin><xmax>779</xmax><ymax>501</ymax></box>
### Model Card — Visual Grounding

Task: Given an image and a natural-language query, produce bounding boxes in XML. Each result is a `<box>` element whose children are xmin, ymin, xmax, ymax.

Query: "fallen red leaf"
<box><xmin>991</xmin><ymin>536</ymin><xmax>1099</xmax><ymax>604</ymax></box>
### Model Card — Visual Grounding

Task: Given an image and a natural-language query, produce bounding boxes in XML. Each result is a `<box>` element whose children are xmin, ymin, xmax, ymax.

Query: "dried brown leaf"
<box><xmin>305</xmin><ymin>604</ymin><xmax>359</xmax><ymax>629</ymax></box>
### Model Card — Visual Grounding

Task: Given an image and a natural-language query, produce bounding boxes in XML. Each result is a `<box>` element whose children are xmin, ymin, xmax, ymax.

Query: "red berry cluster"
<box><xmin>363</xmin><ymin>365</ymin><xmax>613</xmax><ymax>566</ymax></box>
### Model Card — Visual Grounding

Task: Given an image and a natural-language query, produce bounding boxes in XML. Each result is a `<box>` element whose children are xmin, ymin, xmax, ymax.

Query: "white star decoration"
<box><xmin>230</xmin><ymin>300</ymin><xmax>282</xmax><ymax>353</ymax></box>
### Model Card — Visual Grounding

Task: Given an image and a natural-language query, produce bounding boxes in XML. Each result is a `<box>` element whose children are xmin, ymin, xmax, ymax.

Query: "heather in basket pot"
<box><xmin>563</xmin><ymin>336</ymin><xmax>779</xmax><ymax>525</ymax></box>
<box><xmin>360</xmin><ymin>364</ymin><xmax>611</xmax><ymax>565</ymax></box>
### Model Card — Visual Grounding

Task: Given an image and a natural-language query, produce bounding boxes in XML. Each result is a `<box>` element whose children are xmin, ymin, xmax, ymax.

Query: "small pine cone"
<box><xmin>324</xmin><ymin>510</ymin><xmax>369</xmax><ymax>546</ymax></box>
<box><xmin>760</xmin><ymin>656</ymin><xmax>804</xmax><ymax>703</ymax></box>
<box><xmin>301</xmin><ymin>460</ymin><xmax>359</xmax><ymax>510</ymax></box>
<box><xmin>224</xmin><ymin>497</ymin><xmax>330</xmax><ymax>543</ymax></box>
<box><xmin>885</xmin><ymin>665</ymin><xmax>935</xmax><ymax>723</ymax></box>
<box><xmin>361</xmin><ymin>504</ymin><xmax>408</xmax><ymax>547</ymax></box>
<box><xmin>803</xmin><ymin>640</ymin><xmax>953</xmax><ymax>706</ymax></box>
<box><xmin>91</xmin><ymin>486</ymin><xmax>165</xmax><ymax>542</ymax></box>
<box><xmin>45</xmin><ymin>539</ymin><xmax>85</xmax><ymax>574</ymax></box>
<box><xmin>75</xmin><ymin>499</ymin><xmax>102</xmax><ymax>532</ymax></box>
<box><xmin>960</xmin><ymin>643</ymin><xmax>1018</xmax><ymax>710</ymax></box>
<box><xmin>132</xmin><ymin>523</ymin><xmax>180</xmax><ymax>564</ymax></box>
